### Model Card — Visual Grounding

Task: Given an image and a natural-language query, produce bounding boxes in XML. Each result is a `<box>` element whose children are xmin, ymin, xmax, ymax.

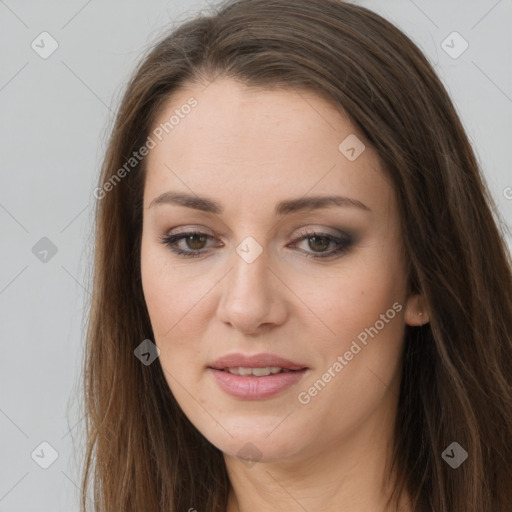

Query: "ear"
<box><xmin>404</xmin><ymin>293</ymin><xmax>430</xmax><ymax>326</ymax></box>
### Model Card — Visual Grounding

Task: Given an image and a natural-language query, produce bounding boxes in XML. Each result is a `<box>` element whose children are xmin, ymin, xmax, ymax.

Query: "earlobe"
<box><xmin>404</xmin><ymin>293</ymin><xmax>430</xmax><ymax>326</ymax></box>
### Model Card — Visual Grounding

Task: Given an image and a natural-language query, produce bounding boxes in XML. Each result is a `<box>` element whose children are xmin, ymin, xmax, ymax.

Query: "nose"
<box><xmin>216</xmin><ymin>246</ymin><xmax>288</xmax><ymax>335</ymax></box>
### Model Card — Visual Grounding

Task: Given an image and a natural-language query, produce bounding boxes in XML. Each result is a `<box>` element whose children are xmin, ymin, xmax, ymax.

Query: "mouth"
<box><xmin>208</xmin><ymin>352</ymin><xmax>308</xmax><ymax>372</ymax></box>
<box><xmin>207</xmin><ymin>353</ymin><xmax>310</xmax><ymax>400</ymax></box>
<box><xmin>215</xmin><ymin>366</ymin><xmax>302</xmax><ymax>376</ymax></box>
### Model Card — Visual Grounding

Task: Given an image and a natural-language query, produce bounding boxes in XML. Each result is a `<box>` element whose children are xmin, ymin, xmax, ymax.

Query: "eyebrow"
<box><xmin>148</xmin><ymin>191</ymin><xmax>371</xmax><ymax>215</ymax></box>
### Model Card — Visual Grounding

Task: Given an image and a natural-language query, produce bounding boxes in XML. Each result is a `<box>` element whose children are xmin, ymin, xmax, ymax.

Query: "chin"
<box><xmin>196</xmin><ymin>415</ymin><xmax>308</xmax><ymax>464</ymax></box>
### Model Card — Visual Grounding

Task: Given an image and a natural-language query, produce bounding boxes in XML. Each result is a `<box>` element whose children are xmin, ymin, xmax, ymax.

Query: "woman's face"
<box><xmin>140</xmin><ymin>77</ymin><xmax>425</xmax><ymax>464</ymax></box>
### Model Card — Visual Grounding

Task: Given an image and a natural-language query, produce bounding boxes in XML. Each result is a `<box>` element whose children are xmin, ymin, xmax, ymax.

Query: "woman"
<box><xmin>81</xmin><ymin>0</ymin><xmax>512</xmax><ymax>511</ymax></box>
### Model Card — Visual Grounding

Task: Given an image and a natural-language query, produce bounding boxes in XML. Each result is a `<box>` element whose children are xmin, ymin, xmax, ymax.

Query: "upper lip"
<box><xmin>209</xmin><ymin>352</ymin><xmax>308</xmax><ymax>371</ymax></box>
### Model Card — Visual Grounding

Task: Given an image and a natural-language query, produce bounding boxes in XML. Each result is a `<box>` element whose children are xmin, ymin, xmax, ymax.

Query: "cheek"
<box><xmin>294</xmin><ymin>248</ymin><xmax>406</xmax><ymax>410</ymax></box>
<box><xmin>141</xmin><ymin>238</ymin><xmax>201</xmax><ymax>338</ymax></box>
<box><xmin>141</xmin><ymin>244</ymin><xmax>174</xmax><ymax>338</ymax></box>
<box><xmin>140</xmin><ymin>238</ymin><xmax>210</xmax><ymax>388</ymax></box>
<box><xmin>295</xmin><ymin>248</ymin><xmax>406</xmax><ymax>352</ymax></box>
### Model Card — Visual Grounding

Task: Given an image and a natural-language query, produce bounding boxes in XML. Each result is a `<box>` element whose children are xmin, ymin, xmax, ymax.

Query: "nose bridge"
<box><xmin>229</xmin><ymin>237</ymin><xmax>271</xmax><ymax>301</ymax></box>
<box><xmin>217</xmin><ymin>236</ymin><xmax>285</xmax><ymax>331</ymax></box>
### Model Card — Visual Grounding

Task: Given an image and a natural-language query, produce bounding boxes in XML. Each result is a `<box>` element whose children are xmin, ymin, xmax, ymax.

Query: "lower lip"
<box><xmin>208</xmin><ymin>368</ymin><xmax>308</xmax><ymax>400</ymax></box>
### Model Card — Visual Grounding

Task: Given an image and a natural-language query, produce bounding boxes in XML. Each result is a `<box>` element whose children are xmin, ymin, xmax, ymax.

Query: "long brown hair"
<box><xmin>80</xmin><ymin>0</ymin><xmax>512</xmax><ymax>510</ymax></box>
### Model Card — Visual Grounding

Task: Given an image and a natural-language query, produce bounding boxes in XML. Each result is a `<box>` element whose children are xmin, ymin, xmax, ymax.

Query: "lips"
<box><xmin>208</xmin><ymin>352</ymin><xmax>310</xmax><ymax>400</ymax></box>
<box><xmin>208</xmin><ymin>352</ymin><xmax>308</xmax><ymax>372</ymax></box>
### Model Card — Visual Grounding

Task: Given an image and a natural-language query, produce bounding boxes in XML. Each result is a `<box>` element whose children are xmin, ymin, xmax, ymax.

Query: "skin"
<box><xmin>140</xmin><ymin>77</ymin><xmax>429</xmax><ymax>512</ymax></box>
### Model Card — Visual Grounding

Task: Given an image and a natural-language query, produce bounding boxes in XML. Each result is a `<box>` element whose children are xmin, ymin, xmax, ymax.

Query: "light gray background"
<box><xmin>1</xmin><ymin>1</ymin><xmax>511</xmax><ymax>510</ymax></box>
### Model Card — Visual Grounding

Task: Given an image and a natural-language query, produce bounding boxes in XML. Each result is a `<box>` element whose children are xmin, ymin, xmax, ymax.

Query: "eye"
<box><xmin>159</xmin><ymin>229</ymin><xmax>353</xmax><ymax>259</ymax></box>
<box><xmin>289</xmin><ymin>228</ymin><xmax>353</xmax><ymax>259</ymax></box>
<box><xmin>159</xmin><ymin>230</ymin><xmax>218</xmax><ymax>258</ymax></box>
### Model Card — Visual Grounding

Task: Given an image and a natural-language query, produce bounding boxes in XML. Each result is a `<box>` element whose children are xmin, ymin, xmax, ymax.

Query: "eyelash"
<box><xmin>159</xmin><ymin>229</ymin><xmax>352</xmax><ymax>259</ymax></box>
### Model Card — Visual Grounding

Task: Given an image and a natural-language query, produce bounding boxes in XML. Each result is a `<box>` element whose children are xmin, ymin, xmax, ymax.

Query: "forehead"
<box><xmin>143</xmin><ymin>78</ymin><xmax>392</xmax><ymax>218</ymax></box>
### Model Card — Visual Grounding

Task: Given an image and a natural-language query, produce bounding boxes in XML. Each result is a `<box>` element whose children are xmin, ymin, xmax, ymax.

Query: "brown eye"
<box><xmin>183</xmin><ymin>233</ymin><xmax>208</xmax><ymax>250</ymax></box>
<box><xmin>307</xmin><ymin>235</ymin><xmax>331</xmax><ymax>253</ymax></box>
<box><xmin>160</xmin><ymin>229</ymin><xmax>352</xmax><ymax>260</ymax></box>
<box><xmin>160</xmin><ymin>231</ymin><xmax>217</xmax><ymax>258</ymax></box>
<box><xmin>290</xmin><ymin>230</ymin><xmax>353</xmax><ymax>259</ymax></box>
